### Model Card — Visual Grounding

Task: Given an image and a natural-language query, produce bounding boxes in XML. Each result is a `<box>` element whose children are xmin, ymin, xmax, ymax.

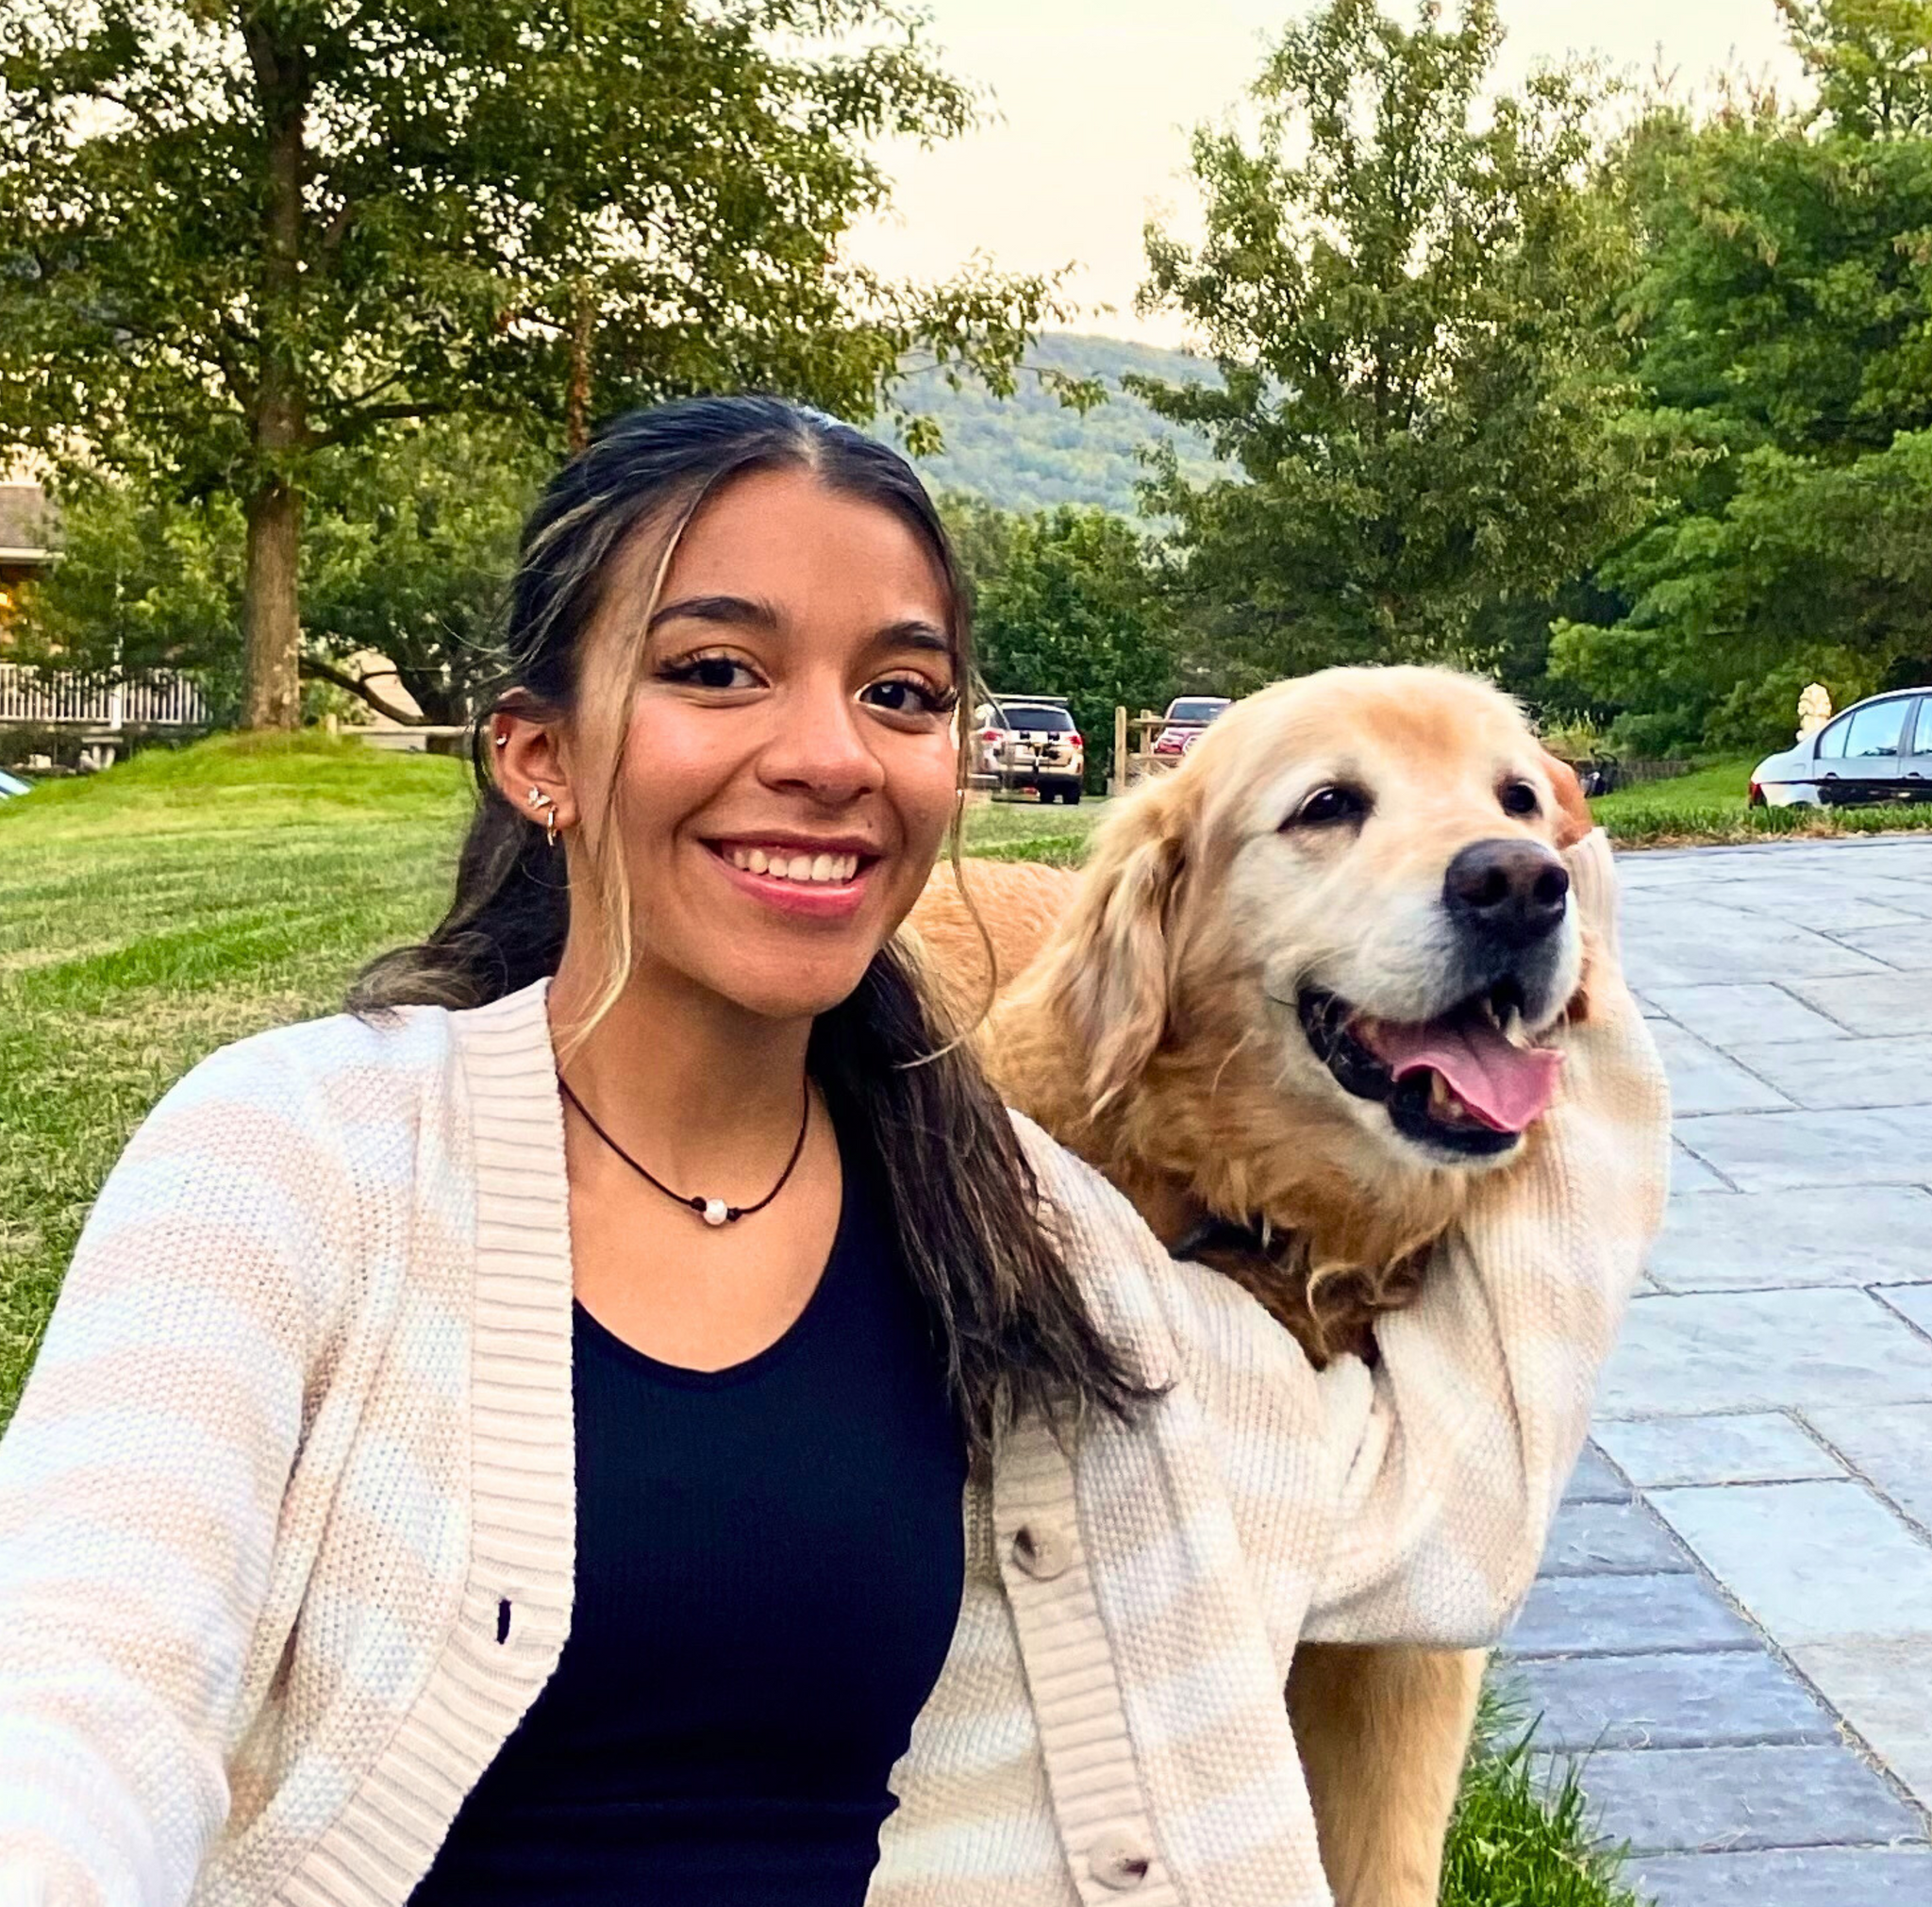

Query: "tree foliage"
<box><xmin>1553</xmin><ymin>3</ymin><xmax>1932</xmax><ymax>751</ymax></box>
<box><xmin>0</xmin><ymin>0</ymin><xmax>1063</xmax><ymax>727</ymax></box>
<box><xmin>1132</xmin><ymin>0</ymin><xmax>1660</xmax><ymax>683</ymax></box>
<box><xmin>13</xmin><ymin>419</ymin><xmax>543</xmax><ymax>727</ymax></box>
<box><xmin>948</xmin><ymin>498</ymin><xmax>1177</xmax><ymax>786</ymax></box>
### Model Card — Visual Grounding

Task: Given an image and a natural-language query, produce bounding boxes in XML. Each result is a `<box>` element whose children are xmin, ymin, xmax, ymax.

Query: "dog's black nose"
<box><xmin>1443</xmin><ymin>839</ymin><xmax>1570</xmax><ymax>948</ymax></box>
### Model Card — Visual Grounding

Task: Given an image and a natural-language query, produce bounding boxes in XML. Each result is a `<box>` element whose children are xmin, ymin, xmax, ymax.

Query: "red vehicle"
<box><xmin>1152</xmin><ymin>695</ymin><xmax>1232</xmax><ymax>758</ymax></box>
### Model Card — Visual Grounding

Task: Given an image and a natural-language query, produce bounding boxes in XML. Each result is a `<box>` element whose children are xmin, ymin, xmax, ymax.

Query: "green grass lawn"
<box><xmin>1591</xmin><ymin>752</ymin><xmax>1932</xmax><ymax>845</ymax></box>
<box><xmin>0</xmin><ymin>733</ymin><xmax>1642</xmax><ymax>1904</ymax></box>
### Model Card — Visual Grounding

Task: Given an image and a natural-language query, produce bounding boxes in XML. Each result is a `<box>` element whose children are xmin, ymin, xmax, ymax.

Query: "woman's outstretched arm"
<box><xmin>0</xmin><ymin>1038</ymin><xmax>345</xmax><ymax>1904</ymax></box>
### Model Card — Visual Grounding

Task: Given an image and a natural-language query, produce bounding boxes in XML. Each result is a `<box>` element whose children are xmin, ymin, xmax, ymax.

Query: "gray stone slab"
<box><xmin>1650</xmin><ymin>1021</ymin><xmax>1798</xmax><ymax>1116</ymax></box>
<box><xmin>1806</xmin><ymin>1401</ymin><xmax>1932</xmax><ymax>1532</ymax></box>
<box><xmin>1723</xmin><ymin>1032</ymin><xmax>1932</xmax><ymax>1113</ymax></box>
<box><xmin>1562</xmin><ymin>1440</ymin><xmax>1632</xmax><ymax>1503</ymax></box>
<box><xmin>1645</xmin><ymin>1186</ymin><xmax>1932</xmax><ymax>1292</ymax></box>
<box><xmin>1789</xmin><ymin>1635</ymin><xmax>1932</xmax><ymax>1810</ymax></box>
<box><xmin>1555</xmin><ymin>1743</ymin><xmax>1922</xmax><ymax>1854</ymax></box>
<box><xmin>1624</xmin><ymin>923</ymin><xmax>1890</xmax><ymax>990</ymax></box>
<box><xmin>1670</xmin><ymin>1143</ymin><xmax>1733</xmax><ymax>1194</ymax></box>
<box><xmin>1601</xmin><ymin>1289</ymin><xmax>1932</xmax><ymax>1415</ymax></box>
<box><xmin>1632</xmin><ymin>1848</ymin><xmax>1932</xmax><ymax>1907</ymax></box>
<box><xmin>1594</xmin><ymin>1414</ymin><xmax>1842</xmax><ymax>1488</ymax></box>
<box><xmin>1667</xmin><ymin>1107</ymin><xmax>1932</xmax><ymax>1192</ymax></box>
<box><xmin>1636</xmin><ymin>991</ymin><xmax>1669</xmax><ymax>1019</ymax></box>
<box><xmin>1504</xmin><ymin>1648</ymin><xmax>1837</xmax><ymax>1751</ymax></box>
<box><xmin>1861</xmin><ymin>877</ymin><xmax>1932</xmax><ymax>922</ymax></box>
<box><xmin>1643</xmin><ymin>983</ymin><xmax>1848</xmax><ymax>1047</ymax></box>
<box><xmin>1882</xmin><ymin>1283</ymin><xmax>1932</xmax><ymax>1338</ymax></box>
<box><xmin>1790</xmin><ymin>972</ymin><xmax>1932</xmax><ymax>1036</ymax></box>
<box><xmin>1541</xmin><ymin>1498</ymin><xmax>1693</xmax><ymax>1576</ymax></box>
<box><xmin>1502</xmin><ymin>1571</ymin><xmax>1758</xmax><ymax>1658</ymax></box>
<box><xmin>1649</xmin><ymin>1480</ymin><xmax>1932</xmax><ymax>1647</ymax></box>
<box><xmin>1826</xmin><ymin>924</ymin><xmax>1932</xmax><ymax>968</ymax></box>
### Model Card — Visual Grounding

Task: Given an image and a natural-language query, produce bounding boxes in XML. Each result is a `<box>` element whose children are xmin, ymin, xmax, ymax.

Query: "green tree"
<box><xmin>1551</xmin><ymin>6</ymin><xmax>1932</xmax><ymax>750</ymax></box>
<box><xmin>0</xmin><ymin>0</ymin><xmax>1062</xmax><ymax>730</ymax></box>
<box><xmin>961</xmin><ymin>504</ymin><xmax>1177</xmax><ymax>789</ymax></box>
<box><xmin>300</xmin><ymin>419</ymin><xmax>545</xmax><ymax>728</ymax></box>
<box><xmin>6</xmin><ymin>479</ymin><xmax>243</xmax><ymax>692</ymax></box>
<box><xmin>1781</xmin><ymin>0</ymin><xmax>1932</xmax><ymax>137</ymax></box>
<box><xmin>1132</xmin><ymin>0</ymin><xmax>1658</xmax><ymax>681</ymax></box>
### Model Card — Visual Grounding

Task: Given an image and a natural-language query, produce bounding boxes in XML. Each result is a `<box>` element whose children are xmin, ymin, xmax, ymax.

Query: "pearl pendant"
<box><xmin>702</xmin><ymin>1197</ymin><xmax>730</xmax><ymax>1228</ymax></box>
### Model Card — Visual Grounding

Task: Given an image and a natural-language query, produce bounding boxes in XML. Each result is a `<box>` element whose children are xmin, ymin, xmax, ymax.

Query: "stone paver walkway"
<box><xmin>1504</xmin><ymin>835</ymin><xmax>1932</xmax><ymax>1906</ymax></box>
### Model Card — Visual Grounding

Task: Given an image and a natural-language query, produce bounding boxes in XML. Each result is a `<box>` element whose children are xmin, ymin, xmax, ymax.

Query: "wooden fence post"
<box><xmin>1111</xmin><ymin>704</ymin><xmax>1128</xmax><ymax>796</ymax></box>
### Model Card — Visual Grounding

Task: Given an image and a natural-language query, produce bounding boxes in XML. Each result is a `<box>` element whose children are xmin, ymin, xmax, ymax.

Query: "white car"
<box><xmin>974</xmin><ymin>696</ymin><xmax>1086</xmax><ymax>804</ymax></box>
<box><xmin>1751</xmin><ymin>688</ymin><xmax>1932</xmax><ymax>807</ymax></box>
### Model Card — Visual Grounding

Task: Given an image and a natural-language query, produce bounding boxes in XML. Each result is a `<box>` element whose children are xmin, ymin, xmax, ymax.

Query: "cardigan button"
<box><xmin>1010</xmin><ymin>1521</ymin><xmax>1072</xmax><ymax>1581</ymax></box>
<box><xmin>1088</xmin><ymin>1828</ymin><xmax>1153</xmax><ymax>1891</ymax></box>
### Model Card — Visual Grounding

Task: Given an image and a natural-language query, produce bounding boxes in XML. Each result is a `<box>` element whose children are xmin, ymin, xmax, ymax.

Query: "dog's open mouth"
<box><xmin>1296</xmin><ymin>979</ymin><xmax>1564</xmax><ymax>1157</ymax></box>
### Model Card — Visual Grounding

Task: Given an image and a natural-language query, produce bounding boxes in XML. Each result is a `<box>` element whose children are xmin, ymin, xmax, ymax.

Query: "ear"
<box><xmin>492</xmin><ymin>708</ymin><xmax>576</xmax><ymax>830</ymax></box>
<box><xmin>1058</xmin><ymin>782</ymin><xmax>1192</xmax><ymax>1114</ymax></box>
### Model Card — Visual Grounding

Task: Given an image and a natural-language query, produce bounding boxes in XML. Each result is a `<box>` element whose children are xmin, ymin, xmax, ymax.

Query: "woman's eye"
<box><xmin>1288</xmin><ymin>785</ymin><xmax>1370</xmax><ymax>828</ymax></box>
<box><xmin>861</xmin><ymin>677</ymin><xmax>957</xmax><ymax>718</ymax></box>
<box><xmin>662</xmin><ymin>654</ymin><xmax>759</xmax><ymax>692</ymax></box>
<box><xmin>1501</xmin><ymin>780</ymin><xmax>1541</xmax><ymax>817</ymax></box>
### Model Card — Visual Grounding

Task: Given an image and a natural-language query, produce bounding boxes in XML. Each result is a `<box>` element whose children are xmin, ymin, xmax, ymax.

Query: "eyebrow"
<box><xmin>648</xmin><ymin>594</ymin><xmax>779</xmax><ymax>634</ymax></box>
<box><xmin>648</xmin><ymin>596</ymin><xmax>953</xmax><ymax>658</ymax></box>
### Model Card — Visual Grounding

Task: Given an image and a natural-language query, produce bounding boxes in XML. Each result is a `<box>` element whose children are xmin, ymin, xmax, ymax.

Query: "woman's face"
<box><xmin>567</xmin><ymin>465</ymin><xmax>961</xmax><ymax>1024</ymax></box>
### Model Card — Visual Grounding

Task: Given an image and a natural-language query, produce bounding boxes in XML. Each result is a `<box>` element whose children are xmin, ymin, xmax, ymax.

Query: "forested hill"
<box><xmin>893</xmin><ymin>331</ymin><xmax>1225</xmax><ymax>515</ymax></box>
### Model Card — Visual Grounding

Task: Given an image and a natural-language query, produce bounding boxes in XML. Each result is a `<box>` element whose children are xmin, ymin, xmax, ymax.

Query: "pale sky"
<box><xmin>848</xmin><ymin>0</ymin><xmax>1807</xmax><ymax>344</ymax></box>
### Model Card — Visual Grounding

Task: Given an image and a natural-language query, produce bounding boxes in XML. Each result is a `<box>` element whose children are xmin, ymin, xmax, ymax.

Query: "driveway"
<box><xmin>1504</xmin><ymin>835</ymin><xmax>1932</xmax><ymax>1906</ymax></box>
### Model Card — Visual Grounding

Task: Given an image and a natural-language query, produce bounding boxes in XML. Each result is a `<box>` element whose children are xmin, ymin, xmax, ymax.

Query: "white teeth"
<box><xmin>1503</xmin><ymin>1006</ymin><xmax>1530</xmax><ymax>1049</ymax></box>
<box><xmin>726</xmin><ymin>845</ymin><xmax>863</xmax><ymax>884</ymax></box>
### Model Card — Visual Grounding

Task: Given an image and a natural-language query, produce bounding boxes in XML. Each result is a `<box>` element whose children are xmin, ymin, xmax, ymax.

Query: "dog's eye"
<box><xmin>1500</xmin><ymin>780</ymin><xmax>1541</xmax><ymax>818</ymax></box>
<box><xmin>1288</xmin><ymin>785</ymin><xmax>1370</xmax><ymax>828</ymax></box>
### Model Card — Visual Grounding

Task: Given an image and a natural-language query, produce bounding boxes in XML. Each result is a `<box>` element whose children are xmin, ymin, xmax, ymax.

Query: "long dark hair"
<box><xmin>350</xmin><ymin>395</ymin><xmax>1148</xmax><ymax>1461</ymax></box>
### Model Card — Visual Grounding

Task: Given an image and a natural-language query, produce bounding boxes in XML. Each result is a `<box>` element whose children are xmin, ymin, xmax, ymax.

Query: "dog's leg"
<box><xmin>1286</xmin><ymin>1642</ymin><xmax>1484</xmax><ymax>1907</ymax></box>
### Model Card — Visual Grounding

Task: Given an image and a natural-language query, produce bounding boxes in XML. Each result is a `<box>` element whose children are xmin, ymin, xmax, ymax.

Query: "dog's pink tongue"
<box><xmin>1363</xmin><ymin>1016</ymin><xmax>1564</xmax><ymax>1133</ymax></box>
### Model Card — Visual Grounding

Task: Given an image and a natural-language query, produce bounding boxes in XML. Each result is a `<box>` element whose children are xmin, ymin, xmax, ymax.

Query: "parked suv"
<box><xmin>1750</xmin><ymin>687</ymin><xmax>1932</xmax><ymax>806</ymax></box>
<box><xmin>974</xmin><ymin>696</ymin><xmax>1086</xmax><ymax>804</ymax></box>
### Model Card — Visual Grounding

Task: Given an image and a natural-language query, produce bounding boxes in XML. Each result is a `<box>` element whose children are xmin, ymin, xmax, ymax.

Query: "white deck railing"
<box><xmin>0</xmin><ymin>663</ymin><xmax>212</xmax><ymax>729</ymax></box>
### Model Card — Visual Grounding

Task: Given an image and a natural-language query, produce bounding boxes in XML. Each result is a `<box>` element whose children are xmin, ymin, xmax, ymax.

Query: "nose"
<box><xmin>1443</xmin><ymin>839</ymin><xmax>1570</xmax><ymax>949</ymax></box>
<box><xmin>758</xmin><ymin>680</ymin><xmax>887</xmax><ymax>806</ymax></box>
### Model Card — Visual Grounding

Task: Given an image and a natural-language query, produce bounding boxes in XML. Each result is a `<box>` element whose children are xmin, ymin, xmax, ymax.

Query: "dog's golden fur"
<box><xmin>909</xmin><ymin>666</ymin><xmax>1594</xmax><ymax>1907</ymax></box>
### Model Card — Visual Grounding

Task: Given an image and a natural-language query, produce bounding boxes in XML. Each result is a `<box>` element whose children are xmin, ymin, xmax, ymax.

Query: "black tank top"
<box><xmin>409</xmin><ymin>1127</ymin><xmax>968</xmax><ymax>1906</ymax></box>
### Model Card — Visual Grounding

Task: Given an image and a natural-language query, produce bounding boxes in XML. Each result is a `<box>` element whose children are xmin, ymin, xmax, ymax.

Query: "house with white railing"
<box><xmin>0</xmin><ymin>663</ymin><xmax>214</xmax><ymax>767</ymax></box>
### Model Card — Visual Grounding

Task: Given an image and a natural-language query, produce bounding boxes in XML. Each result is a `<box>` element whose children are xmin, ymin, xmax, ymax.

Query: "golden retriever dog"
<box><xmin>911</xmin><ymin>665</ymin><xmax>1597</xmax><ymax>1907</ymax></box>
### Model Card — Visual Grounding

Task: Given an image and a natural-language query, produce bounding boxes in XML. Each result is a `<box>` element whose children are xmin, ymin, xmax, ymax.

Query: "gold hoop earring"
<box><xmin>525</xmin><ymin>785</ymin><xmax>560</xmax><ymax>849</ymax></box>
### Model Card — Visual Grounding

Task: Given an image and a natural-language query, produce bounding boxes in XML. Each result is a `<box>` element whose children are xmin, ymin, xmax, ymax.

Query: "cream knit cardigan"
<box><xmin>0</xmin><ymin>833</ymin><xmax>1668</xmax><ymax>1907</ymax></box>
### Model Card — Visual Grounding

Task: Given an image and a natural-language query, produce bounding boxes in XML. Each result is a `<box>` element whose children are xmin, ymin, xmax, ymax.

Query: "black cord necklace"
<box><xmin>557</xmin><ymin>1074</ymin><xmax>812</xmax><ymax>1227</ymax></box>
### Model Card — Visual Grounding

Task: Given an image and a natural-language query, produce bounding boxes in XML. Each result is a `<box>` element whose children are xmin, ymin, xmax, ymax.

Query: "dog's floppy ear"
<box><xmin>1058</xmin><ymin>780</ymin><xmax>1191</xmax><ymax>1114</ymax></box>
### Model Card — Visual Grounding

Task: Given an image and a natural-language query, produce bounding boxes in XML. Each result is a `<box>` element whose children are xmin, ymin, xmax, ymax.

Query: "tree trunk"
<box><xmin>567</xmin><ymin>283</ymin><xmax>594</xmax><ymax>453</ymax></box>
<box><xmin>241</xmin><ymin>18</ymin><xmax>310</xmax><ymax>730</ymax></box>
<box><xmin>242</xmin><ymin>481</ymin><xmax>303</xmax><ymax>729</ymax></box>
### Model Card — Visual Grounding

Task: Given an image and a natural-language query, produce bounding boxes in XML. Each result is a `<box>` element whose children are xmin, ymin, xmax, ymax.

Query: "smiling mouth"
<box><xmin>1295</xmin><ymin>978</ymin><xmax>1564</xmax><ymax>1158</ymax></box>
<box><xmin>711</xmin><ymin>844</ymin><xmax>875</xmax><ymax>886</ymax></box>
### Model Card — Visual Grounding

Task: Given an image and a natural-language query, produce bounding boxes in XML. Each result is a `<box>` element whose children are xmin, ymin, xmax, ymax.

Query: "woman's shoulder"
<box><xmin>161</xmin><ymin>996</ymin><xmax>458</xmax><ymax>1128</ymax></box>
<box><xmin>1005</xmin><ymin>1112</ymin><xmax>1324</xmax><ymax>1401</ymax></box>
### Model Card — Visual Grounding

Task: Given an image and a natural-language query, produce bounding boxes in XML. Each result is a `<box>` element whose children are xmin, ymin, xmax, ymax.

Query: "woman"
<box><xmin>0</xmin><ymin>397</ymin><xmax>1669</xmax><ymax>1906</ymax></box>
